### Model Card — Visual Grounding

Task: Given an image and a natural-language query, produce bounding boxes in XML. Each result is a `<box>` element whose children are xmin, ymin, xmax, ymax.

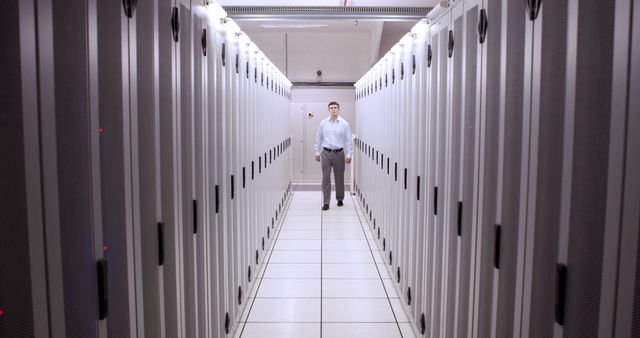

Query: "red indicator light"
<box><xmin>0</xmin><ymin>309</ymin><xmax>4</xmax><ymax>317</ymax></box>
<box><xmin>99</xmin><ymin>128</ymin><xmax>104</xmax><ymax>133</ymax></box>
<box><xmin>103</xmin><ymin>245</ymin><xmax>109</xmax><ymax>251</ymax></box>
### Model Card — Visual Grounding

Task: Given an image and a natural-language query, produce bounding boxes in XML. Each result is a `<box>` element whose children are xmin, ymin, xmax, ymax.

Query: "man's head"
<box><xmin>328</xmin><ymin>101</ymin><xmax>340</xmax><ymax>119</ymax></box>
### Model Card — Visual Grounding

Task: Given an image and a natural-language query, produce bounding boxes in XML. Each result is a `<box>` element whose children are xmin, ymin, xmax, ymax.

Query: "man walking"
<box><xmin>315</xmin><ymin>101</ymin><xmax>353</xmax><ymax>210</ymax></box>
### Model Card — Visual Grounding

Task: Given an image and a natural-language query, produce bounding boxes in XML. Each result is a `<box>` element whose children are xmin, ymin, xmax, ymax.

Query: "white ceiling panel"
<box><xmin>217</xmin><ymin>0</ymin><xmax>440</xmax><ymax>7</ymax></box>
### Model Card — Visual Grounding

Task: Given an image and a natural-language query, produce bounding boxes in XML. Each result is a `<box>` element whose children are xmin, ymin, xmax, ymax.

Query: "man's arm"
<box><xmin>314</xmin><ymin>120</ymin><xmax>323</xmax><ymax>161</ymax></box>
<box><xmin>344</xmin><ymin>122</ymin><xmax>353</xmax><ymax>164</ymax></box>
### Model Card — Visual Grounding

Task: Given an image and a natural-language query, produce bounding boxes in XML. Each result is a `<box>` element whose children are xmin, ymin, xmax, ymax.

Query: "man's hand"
<box><xmin>346</xmin><ymin>157</ymin><xmax>352</xmax><ymax>164</ymax></box>
<box><xmin>315</xmin><ymin>155</ymin><xmax>321</xmax><ymax>162</ymax></box>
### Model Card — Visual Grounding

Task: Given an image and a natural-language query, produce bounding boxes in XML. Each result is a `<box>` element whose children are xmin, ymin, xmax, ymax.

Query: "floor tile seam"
<box><xmin>250</xmin><ymin>296</ymin><xmax>405</xmax><ymax>300</ymax></box>
<box><xmin>253</xmin><ymin>297</ymin><xmax>392</xmax><ymax>299</ymax></box>
<box><xmin>320</xmin><ymin>192</ymin><xmax>324</xmax><ymax>338</ymax></box>
<box><xmin>244</xmin><ymin>321</ymin><xmax>400</xmax><ymax>323</ymax></box>
<box><xmin>260</xmin><ymin>277</ymin><xmax>383</xmax><ymax>280</ymax></box>
<box><xmin>348</xmin><ymin>193</ymin><xmax>405</xmax><ymax>337</ymax></box>
<box><xmin>238</xmin><ymin>188</ymin><xmax>297</xmax><ymax>337</ymax></box>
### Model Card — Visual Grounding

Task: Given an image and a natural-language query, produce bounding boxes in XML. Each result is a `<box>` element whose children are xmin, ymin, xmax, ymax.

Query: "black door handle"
<box><xmin>122</xmin><ymin>0</ymin><xmax>138</xmax><ymax>18</ymax></box>
<box><xmin>478</xmin><ymin>9</ymin><xmax>488</xmax><ymax>44</ymax></box>
<box><xmin>526</xmin><ymin>0</ymin><xmax>542</xmax><ymax>21</ymax></box>
<box><xmin>201</xmin><ymin>29</ymin><xmax>207</xmax><ymax>56</ymax></box>
<box><xmin>171</xmin><ymin>7</ymin><xmax>179</xmax><ymax>42</ymax></box>
<box><xmin>448</xmin><ymin>30</ymin><xmax>454</xmax><ymax>58</ymax></box>
<box><xmin>97</xmin><ymin>259</ymin><xmax>108</xmax><ymax>320</ymax></box>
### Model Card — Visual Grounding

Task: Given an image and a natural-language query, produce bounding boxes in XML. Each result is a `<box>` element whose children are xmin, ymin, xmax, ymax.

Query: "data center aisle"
<box><xmin>235</xmin><ymin>190</ymin><xmax>416</xmax><ymax>338</ymax></box>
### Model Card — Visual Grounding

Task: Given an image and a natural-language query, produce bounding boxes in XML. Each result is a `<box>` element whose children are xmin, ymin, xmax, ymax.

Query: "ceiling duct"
<box><xmin>222</xmin><ymin>6</ymin><xmax>432</xmax><ymax>21</ymax></box>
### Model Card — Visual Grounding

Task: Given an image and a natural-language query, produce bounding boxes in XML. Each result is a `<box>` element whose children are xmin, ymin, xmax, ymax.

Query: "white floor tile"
<box><xmin>322</xmin><ymin>250</ymin><xmax>373</xmax><ymax>264</ymax></box>
<box><xmin>390</xmin><ymin>298</ymin><xmax>410</xmax><ymax>322</ymax></box>
<box><xmin>399</xmin><ymin>323</ymin><xmax>418</xmax><ymax>338</ymax></box>
<box><xmin>372</xmin><ymin>251</ymin><xmax>384</xmax><ymax>263</ymax></box>
<box><xmin>382</xmin><ymin>279</ymin><xmax>400</xmax><ymax>299</ymax></box>
<box><xmin>263</xmin><ymin>263</ymin><xmax>321</xmax><ymax>279</ymax></box>
<box><xmin>240</xmin><ymin>323</ymin><xmax>321</xmax><ymax>338</ymax></box>
<box><xmin>322</xmin><ymin>223</ymin><xmax>363</xmax><ymax>231</ymax></box>
<box><xmin>377</xmin><ymin>263</ymin><xmax>393</xmax><ymax>278</ymax></box>
<box><xmin>322</xmin><ymin>299</ymin><xmax>396</xmax><ymax>322</ymax></box>
<box><xmin>273</xmin><ymin>240</ymin><xmax>321</xmax><ymax>251</ymax></box>
<box><xmin>322</xmin><ymin>230</ymin><xmax>365</xmax><ymax>240</ymax></box>
<box><xmin>322</xmin><ymin>323</ymin><xmax>402</xmax><ymax>338</ymax></box>
<box><xmin>322</xmin><ymin>209</ymin><xmax>358</xmax><ymax>215</ymax></box>
<box><xmin>285</xmin><ymin>210</ymin><xmax>321</xmax><ymax>216</ymax></box>
<box><xmin>322</xmin><ymin>279</ymin><xmax>387</xmax><ymax>298</ymax></box>
<box><xmin>285</xmin><ymin>215</ymin><xmax>324</xmax><ymax>223</ymax></box>
<box><xmin>281</xmin><ymin>223</ymin><xmax>321</xmax><ymax>230</ymax></box>
<box><xmin>269</xmin><ymin>251</ymin><xmax>321</xmax><ymax>263</ymax></box>
<box><xmin>278</xmin><ymin>231</ymin><xmax>321</xmax><ymax>240</ymax></box>
<box><xmin>323</xmin><ymin>239</ymin><xmax>371</xmax><ymax>251</ymax></box>
<box><xmin>322</xmin><ymin>264</ymin><xmax>380</xmax><ymax>279</ymax></box>
<box><xmin>322</xmin><ymin>215</ymin><xmax>362</xmax><ymax>222</ymax></box>
<box><xmin>256</xmin><ymin>279</ymin><xmax>320</xmax><ymax>298</ymax></box>
<box><xmin>246</xmin><ymin>298</ymin><xmax>320</xmax><ymax>322</ymax></box>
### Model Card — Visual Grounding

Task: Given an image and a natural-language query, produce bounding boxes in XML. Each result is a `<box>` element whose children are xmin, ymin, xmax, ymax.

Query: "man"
<box><xmin>314</xmin><ymin>101</ymin><xmax>353</xmax><ymax>211</ymax></box>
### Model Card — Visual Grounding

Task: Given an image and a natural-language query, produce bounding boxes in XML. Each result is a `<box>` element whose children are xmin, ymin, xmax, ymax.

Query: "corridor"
<box><xmin>235</xmin><ymin>191</ymin><xmax>416</xmax><ymax>338</ymax></box>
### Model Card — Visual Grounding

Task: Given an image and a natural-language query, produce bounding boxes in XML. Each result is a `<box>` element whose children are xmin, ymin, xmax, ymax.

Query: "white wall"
<box><xmin>290</xmin><ymin>87</ymin><xmax>356</xmax><ymax>183</ymax></box>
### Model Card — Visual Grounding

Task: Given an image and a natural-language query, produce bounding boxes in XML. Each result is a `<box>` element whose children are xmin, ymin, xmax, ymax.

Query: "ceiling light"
<box><xmin>259</xmin><ymin>23</ymin><xmax>328</xmax><ymax>29</ymax></box>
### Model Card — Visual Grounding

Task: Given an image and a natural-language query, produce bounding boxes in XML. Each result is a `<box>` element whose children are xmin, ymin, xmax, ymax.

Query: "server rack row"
<box><xmin>353</xmin><ymin>0</ymin><xmax>639</xmax><ymax>337</ymax></box>
<box><xmin>1</xmin><ymin>1</ymin><xmax>292</xmax><ymax>337</ymax></box>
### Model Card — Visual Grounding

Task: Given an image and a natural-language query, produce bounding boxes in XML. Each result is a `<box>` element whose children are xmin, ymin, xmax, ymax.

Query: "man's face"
<box><xmin>329</xmin><ymin>105</ymin><xmax>340</xmax><ymax>118</ymax></box>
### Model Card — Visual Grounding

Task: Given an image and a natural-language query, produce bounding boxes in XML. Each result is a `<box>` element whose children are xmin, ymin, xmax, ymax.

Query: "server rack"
<box><xmin>354</xmin><ymin>0</ymin><xmax>638</xmax><ymax>337</ymax></box>
<box><xmin>3</xmin><ymin>1</ymin><xmax>292</xmax><ymax>337</ymax></box>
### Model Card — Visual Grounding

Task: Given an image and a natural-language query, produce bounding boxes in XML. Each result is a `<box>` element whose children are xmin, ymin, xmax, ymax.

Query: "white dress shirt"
<box><xmin>314</xmin><ymin>116</ymin><xmax>353</xmax><ymax>158</ymax></box>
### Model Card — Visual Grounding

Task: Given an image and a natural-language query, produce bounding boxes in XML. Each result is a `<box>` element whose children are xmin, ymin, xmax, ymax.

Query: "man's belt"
<box><xmin>323</xmin><ymin>147</ymin><xmax>343</xmax><ymax>153</ymax></box>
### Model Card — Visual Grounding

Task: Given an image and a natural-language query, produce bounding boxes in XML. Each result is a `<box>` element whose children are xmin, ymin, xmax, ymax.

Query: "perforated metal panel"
<box><xmin>496</xmin><ymin>2</ymin><xmax>526</xmax><ymax>337</ymax></box>
<box><xmin>52</xmin><ymin>0</ymin><xmax>100</xmax><ymax>336</ymax></box>
<box><xmin>529</xmin><ymin>1</ymin><xmax>568</xmax><ymax>337</ymax></box>
<box><xmin>136</xmin><ymin>0</ymin><xmax>165</xmax><ymax>335</ymax></box>
<box><xmin>0</xmin><ymin>1</ymin><xmax>35</xmax><ymax>336</ymax></box>
<box><xmin>476</xmin><ymin>0</ymin><xmax>502</xmax><ymax>336</ymax></box>
<box><xmin>457</xmin><ymin>5</ymin><xmax>478</xmax><ymax>338</ymax></box>
<box><xmin>178</xmin><ymin>4</ymin><xmax>198</xmax><ymax>338</ymax></box>
<box><xmin>192</xmin><ymin>11</ymin><xmax>208</xmax><ymax>338</ymax></box>
<box><xmin>633</xmin><ymin>210</ymin><xmax>640</xmax><ymax>337</ymax></box>
<box><xmin>159</xmin><ymin>1</ymin><xmax>182</xmax><ymax>336</ymax></box>
<box><xmin>96</xmin><ymin>0</ymin><xmax>132</xmax><ymax>336</ymax></box>
<box><xmin>564</xmin><ymin>1</ymin><xmax>616</xmax><ymax>337</ymax></box>
<box><xmin>443</xmin><ymin>11</ymin><xmax>464</xmax><ymax>337</ymax></box>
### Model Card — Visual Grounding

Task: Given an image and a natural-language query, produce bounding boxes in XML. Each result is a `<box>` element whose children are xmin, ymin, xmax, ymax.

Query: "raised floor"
<box><xmin>234</xmin><ymin>190</ymin><xmax>417</xmax><ymax>338</ymax></box>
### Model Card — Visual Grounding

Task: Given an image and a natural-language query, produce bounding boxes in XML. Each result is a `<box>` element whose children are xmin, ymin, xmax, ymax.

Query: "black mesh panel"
<box><xmin>529</xmin><ymin>1</ymin><xmax>568</xmax><ymax>337</ymax></box>
<box><xmin>53</xmin><ymin>0</ymin><xmax>99</xmax><ymax>336</ymax></box>
<box><xmin>564</xmin><ymin>1</ymin><xmax>615</xmax><ymax>337</ymax></box>
<box><xmin>496</xmin><ymin>1</ymin><xmax>526</xmax><ymax>337</ymax></box>
<box><xmin>0</xmin><ymin>1</ymin><xmax>35</xmax><ymax>336</ymax></box>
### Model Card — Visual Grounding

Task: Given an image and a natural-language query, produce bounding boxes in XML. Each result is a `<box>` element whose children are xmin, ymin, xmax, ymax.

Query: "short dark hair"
<box><xmin>328</xmin><ymin>101</ymin><xmax>340</xmax><ymax>108</ymax></box>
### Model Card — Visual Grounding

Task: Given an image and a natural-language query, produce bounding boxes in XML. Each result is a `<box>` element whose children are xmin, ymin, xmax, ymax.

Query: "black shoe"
<box><xmin>337</xmin><ymin>201</ymin><xmax>343</xmax><ymax>207</ymax></box>
<box><xmin>322</xmin><ymin>204</ymin><xmax>329</xmax><ymax>211</ymax></box>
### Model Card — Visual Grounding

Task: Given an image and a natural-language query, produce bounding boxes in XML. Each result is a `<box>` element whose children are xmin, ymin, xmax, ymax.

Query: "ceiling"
<box><xmin>218</xmin><ymin>0</ymin><xmax>440</xmax><ymax>7</ymax></box>
<box><xmin>215</xmin><ymin>0</ymin><xmax>440</xmax><ymax>82</ymax></box>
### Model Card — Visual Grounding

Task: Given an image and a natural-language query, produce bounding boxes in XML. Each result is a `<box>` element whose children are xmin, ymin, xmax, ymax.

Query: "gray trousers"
<box><xmin>321</xmin><ymin>149</ymin><xmax>345</xmax><ymax>205</ymax></box>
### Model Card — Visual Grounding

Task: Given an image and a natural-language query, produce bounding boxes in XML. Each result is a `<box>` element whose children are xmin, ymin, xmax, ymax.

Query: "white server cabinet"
<box><xmin>357</xmin><ymin>1</ymin><xmax>638</xmax><ymax>338</ymax></box>
<box><xmin>205</xmin><ymin>10</ymin><xmax>227</xmax><ymax>337</ymax></box>
<box><xmin>157</xmin><ymin>1</ymin><xmax>188</xmax><ymax>336</ymax></box>
<box><xmin>2</xmin><ymin>1</ymin><xmax>292</xmax><ymax>337</ymax></box>
<box><xmin>191</xmin><ymin>5</ymin><xmax>208</xmax><ymax>338</ymax></box>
